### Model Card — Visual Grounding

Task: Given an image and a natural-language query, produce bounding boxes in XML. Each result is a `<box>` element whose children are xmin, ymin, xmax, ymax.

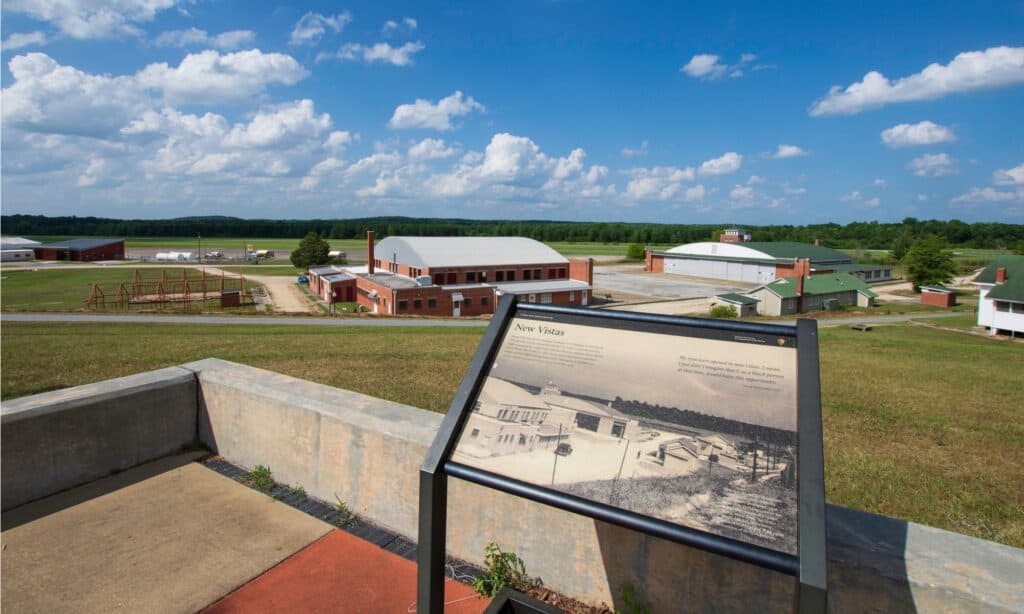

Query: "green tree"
<box><xmin>626</xmin><ymin>243</ymin><xmax>645</xmax><ymax>260</ymax></box>
<box><xmin>904</xmin><ymin>235</ymin><xmax>957</xmax><ymax>291</ymax></box>
<box><xmin>890</xmin><ymin>229</ymin><xmax>915</xmax><ymax>261</ymax></box>
<box><xmin>290</xmin><ymin>231</ymin><xmax>330</xmax><ymax>269</ymax></box>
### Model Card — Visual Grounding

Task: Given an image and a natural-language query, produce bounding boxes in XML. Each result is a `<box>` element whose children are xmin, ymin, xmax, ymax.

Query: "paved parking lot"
<box><xmin>593</xmin><ymin>264</ymin><xmax>756</xmax><ymax>300</ymax></box>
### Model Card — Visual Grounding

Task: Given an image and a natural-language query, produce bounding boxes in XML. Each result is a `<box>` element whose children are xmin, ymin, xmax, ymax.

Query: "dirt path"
<box><xmin>200</xmin><ymin>267</ymin><xmax>317</xmax><ymax>315</ymax></box>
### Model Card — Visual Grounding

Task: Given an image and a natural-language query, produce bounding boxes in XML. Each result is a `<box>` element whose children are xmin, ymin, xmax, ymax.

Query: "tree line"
<box><xmin>3</xmin><ymin>214</ymin><xmax>1022</xmax><ymax>250</ymax></box>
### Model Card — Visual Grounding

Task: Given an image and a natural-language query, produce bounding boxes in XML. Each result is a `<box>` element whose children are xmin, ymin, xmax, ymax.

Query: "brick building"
<box><xmin>34</xmin><ymin>238</ymin><xmax>125</xmax><ymax>261</ymax></box>
<box><xmin>306</xmin><ymin>233</ymin><xmax>593</xmax><ymax>316</ymax></box>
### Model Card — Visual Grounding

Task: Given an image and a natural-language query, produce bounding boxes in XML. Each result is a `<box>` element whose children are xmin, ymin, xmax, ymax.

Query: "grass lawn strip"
<box><xmin>1</xmin><ymin>321</ymin><xmax>1020</xmax><ymax>549</ymax></box>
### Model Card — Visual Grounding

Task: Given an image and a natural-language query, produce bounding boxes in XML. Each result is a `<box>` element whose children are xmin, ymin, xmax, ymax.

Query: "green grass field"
<box><xmin>1</xmin><ymin>268</ymin><xmax>263</xmax><ymax>312</ymax></box>
<box><xmin>1</xmin><ymin>319</ymin><xmax>1020</xmax><ymax>547</ymax></box>
<box><xmin>26</xmin><ymin>236</ymin><xmax>673</xmax><ymax>258</ymax></box>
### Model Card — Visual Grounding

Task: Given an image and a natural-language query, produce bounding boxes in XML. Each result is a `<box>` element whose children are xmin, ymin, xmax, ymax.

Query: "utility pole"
<box><xmin>198</xmin><ymin>233</ymin><xmax>202</xmax><ymax>264</ymax></box>
<box><xmin>550</xmin><ymin>423</ymin><xmax>563</xmax><ymax>485</ymax></box>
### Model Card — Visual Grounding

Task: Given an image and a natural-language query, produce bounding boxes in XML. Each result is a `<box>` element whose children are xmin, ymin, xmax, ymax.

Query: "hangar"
<box><xmin>645</xmin><ymin>241</ymin><xmax>891</xmax><ymax>284</ymax></box>
<box><xmin>34</xmin><ymin>238</ymin><xmax>125</xmax><ymax>262</ymax></box>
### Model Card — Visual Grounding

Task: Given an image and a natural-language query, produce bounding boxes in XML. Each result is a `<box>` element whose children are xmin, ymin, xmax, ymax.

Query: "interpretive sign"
<box><xmin>418</xmin><ymin>297</ymin><xmax>826</xmax><ymax>614</ymax></box>
<box><xmin>452</xmin><ymin>310</ymin><xmax>799</xmax><ymax>554</ymax></box>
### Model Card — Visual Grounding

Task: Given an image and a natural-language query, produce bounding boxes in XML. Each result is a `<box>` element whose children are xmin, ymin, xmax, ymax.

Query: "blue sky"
<box><xmin>2</xmin><ymin>1</ymin><xmax>1023</xmax><ymax>224</ymax></box>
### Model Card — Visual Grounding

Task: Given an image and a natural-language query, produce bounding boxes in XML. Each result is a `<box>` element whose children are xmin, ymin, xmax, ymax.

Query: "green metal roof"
<box><xmin>715</xmin><ymin>293</ymin><xmax>759</xmax><ymax>305</ymax></box>
<box><xmin>974</xmin><ymin>255</ymin><xmax>1024</xmax><ymax>302</ymax></box>
<box><xmin>740</xmin><ymin>242</ymin><xmax>851</xmax><ymax>263</ymax></box>
<box><xmin>760</xmin><ymin>273</ymin><xmax>878</xmax><ymax>299</ymax></box>
<box><xmin>974</xmin><ymin>255</ymin><xmax>1024</xmax><ymax>284</ymax></box>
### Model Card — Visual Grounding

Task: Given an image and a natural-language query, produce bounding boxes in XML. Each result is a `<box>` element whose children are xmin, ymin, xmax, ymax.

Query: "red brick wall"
<box><xmin>568</xmin><ymin>258</ymin><xmax>593</xmax><ymax>285</ymax></box>
<box><xmin>645</xmin><ymin>253</ymin><xmax>664</xmax><ymax>273</ymax></box>
<box><xmin>921</xmin><ymin>291</ymin><xmax>955</xmax><ymax>307</ymax></box>
<box><xmin>776</xmin><ymin>258</ymin><xmax>812</xmax><ymax>279</ymax></box>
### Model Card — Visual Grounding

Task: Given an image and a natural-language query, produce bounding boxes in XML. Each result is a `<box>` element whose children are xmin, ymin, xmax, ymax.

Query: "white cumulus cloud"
<box><xmin>681</xmin><ymin>53</ymin><xmax>759</xmax><ymax>80</ymax></box>
<box><xmin>881</xmin><ymin>121</ymin><xmax>957</xmax><ymax>148</ymax></box>
<box><xmin>290</xmin><ymin>11</ymin><xmax>352</xmax><ymax>46</ymax></box>
<box><xmin>951</xmin><ymin>187</ymin><xmax>1022</xmax><ymax>204</ymax></box>
<box><xmin>389</xmin><ymin>91</ymin><xmax>484</xmax><ymax>131</ymax></box>
<box><xmin>2</xmin><ymin>31</ymin><xmax>48</xmax><ymax>50</ymax></box>
<box><xmin>698</xmin><ymin>152</ymin><xmax>742</xmax><ymax>176</ymax></box>
<box><xmin>993</xmin><ymin>162</ymin><xmax>1024</xmax><ymax>185</ymax></box>
<box><xmin>408</xmin><ymin>138</ymin><xmax>457</xmax><ymax>160</ymax></box>
<box><xmin>773</xmin><ymin>144</ymin><xmax>807</xmax><ymax>158</ymax></box>
<box><xmin>810</xmin><ymin>46</ymin><xmax>1024</xmax><ymax>116</ymax></box>
<box><xmin>624</xmin><ymin>166</ymin><xmax>695</xmax><ymax>200</ymax></box>
<box><xmin>907</xmin><ymin>153</ymin><xmax>958</xmax><ymax>177</ymax></box>
<box><xmin>223</xmin><ymin>100</ymin><xmax>331</xmax><ymax>149</ymax></box>
<box><xmin>136</xmin><ymin>49</ymin><xmax>308</xmax><ymax>105</ymax></box>
<box><xmin>5</xmin><ymin>0</ymin><xmax>184</xmax><ymax>40</ymax></box>
<box><xmin>327</xmin><ymin>41</ymin><xmax>426</xmax><ymax>67</ymax></box>
<box><xmin>155</xmin><ymin>28</ymin><xmax>256</xmax><ymax>50</ymax></box>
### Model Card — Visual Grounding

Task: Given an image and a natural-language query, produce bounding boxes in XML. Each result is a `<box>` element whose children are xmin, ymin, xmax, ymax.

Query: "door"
<box><xmin>453</xmin><ymin>300</ymin><xmax>461</xmax><ymax>317</ymax></box>
<box><xmin>581</xmin><ymin>291</ymin><xmax>588</xmax><ymax>306</ymax></box>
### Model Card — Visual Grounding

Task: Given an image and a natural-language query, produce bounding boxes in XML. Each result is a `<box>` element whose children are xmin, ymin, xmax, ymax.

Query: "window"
<box><xmin>496</xmin><ymin>270</ymin><xmax>505</xmax><ymax>281</ymax></box>
<box><xmin>523</xmin><ymin>269</ymin><xmax>532</xmax><ymax>280</ymax></box>
<box><xmin>519</xmin><ymin>434</ymin><xmax>527</xmax><ymax>446</ymax></box>
<box><xmin>398</xmin><ymin>299</ymin><xmax>408</xmax><ymax>311</ymax></box>
<box><xmin>534</xmin><ymin>269</ymin><xmax>541</xmax><ymax>279</ymax></box>
<box><xmin>996</xmin><ymin>301</ymin><xmax>1011</xmax><ymax>312</ymax></box>
<box><xmin>466</xmin><ymin>271</ymin><xmax>476</xmax><ymax>282</ymax></box>
<box><xmin>413</xmin><ymin>298</ymin><xmax>422</xmax><ymax>309</ymax></box>
<box><xmin>541</xmin><ymin>293</ymin><xmax>552</xmax><ymax>304</ymax></box>
<box><xmin>464</xmin><ymin>297</ymin><xmax>472</xmax><ymax>307</ymax></box>
<box><xmin>471</xmin><ymin>428</ymin><xmax>480</xmax><ymax>438</ymax></box>
<box><xmin>479</xmin><ymin>271</ymin><xmax>486</xmax><ymax>281</ymax></box>
<box><xmin>506</xmin><ymin>270</ymin><xmax>516</xmax><ymax>281</ymax></box>
<box><xmin>481</xmin><ymin>296</ymin><xmax>489</xmax><ymax>305</ymax></box>
<box><xmin>428</xmin><ymin>298</ymin><xmax>437</xmax><ymax>308</ymax></box>
<box><xmin>569</xmin><ymin>292</ymin><xmax>575</xmax><ymax>302</ymax></box>
<box><xmin>528</xmin><ymin>294</ymin><xmax>536</xmax><ymax>303</ymax></box>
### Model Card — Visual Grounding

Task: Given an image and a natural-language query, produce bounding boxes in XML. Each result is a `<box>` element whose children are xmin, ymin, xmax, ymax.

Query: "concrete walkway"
<box><xmin>1</xmin><ymin>454</ymin><xmax>489</xmax><ymax>614</ymax></box>
<box><xmin>1</xmin><ymin>454</ymin><xmax>331</xmax><ymax>613</ymax></box>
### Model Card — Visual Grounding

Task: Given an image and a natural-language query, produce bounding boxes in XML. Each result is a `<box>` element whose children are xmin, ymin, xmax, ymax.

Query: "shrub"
<box><xmin>709</xmin><ymin>304</ymin><xmax>738</xmax><ymax>319</ymax></box>
<box><xmin>472</xmin><ymin>542</ymin><xmax>531</xmax><ymax>597</ymax></box>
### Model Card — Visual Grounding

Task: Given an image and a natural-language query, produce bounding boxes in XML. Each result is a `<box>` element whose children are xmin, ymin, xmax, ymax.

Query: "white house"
<box><xmin>973</xmin><ymin>256</ymin><xmax>1024</xmax><ymax>336</ymax></box>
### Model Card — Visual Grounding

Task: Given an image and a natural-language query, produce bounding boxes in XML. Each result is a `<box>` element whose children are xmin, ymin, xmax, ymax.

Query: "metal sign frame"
<box><xmin>417</xmin><ymin>295</ymin><xmax>827</xmax><ymax>613</ymax></box>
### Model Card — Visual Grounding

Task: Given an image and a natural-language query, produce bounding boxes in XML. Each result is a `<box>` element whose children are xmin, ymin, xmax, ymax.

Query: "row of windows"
<box><xmin>395</xmin><ymin>295</ymin><xmax>490</xmax><ymax>311</ymax></box>
<box><xmin>496</xmin><ymin>433</ymin><xmax>530</xmax><ymax>446</ymax></box>
<box><xmin>497</xmin><ymin>408</ymin><xmax>544</xmax><ymax>423</ymax></box>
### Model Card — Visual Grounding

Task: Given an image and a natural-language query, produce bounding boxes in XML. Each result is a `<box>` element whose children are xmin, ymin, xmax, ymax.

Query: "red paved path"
<box><xmin>203</xmin><ymin>529</ymin><xmax>490</xmax><ymax>613</ymax></box>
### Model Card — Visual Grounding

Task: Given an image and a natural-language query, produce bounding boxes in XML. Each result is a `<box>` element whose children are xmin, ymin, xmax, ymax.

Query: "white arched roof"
<box><xmin>666</xmin><ymin>242</ymin><xmax>777</xmax><ymax>260</ymax></box>
<box><xmin>375</xmin><ymin>236</ymin><xmax>568</xmax><ymax>268</ymax></box>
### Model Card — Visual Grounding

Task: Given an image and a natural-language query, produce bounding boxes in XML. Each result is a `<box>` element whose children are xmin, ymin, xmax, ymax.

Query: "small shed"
<box><xmin>920</xmin><ymin>285</ymin><xmax>957</xmax><ymax>307</ymax></box>
<box><xmin>714</xmin><ymin>293</ymin><xmax>760</xmax><ymax>317</ymax></box>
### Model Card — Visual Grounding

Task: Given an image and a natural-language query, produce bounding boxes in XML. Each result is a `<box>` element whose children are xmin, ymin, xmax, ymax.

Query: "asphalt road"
<box><xmin>1</xmin><ymin>311</ymin><xmax>967</xmax><ymax>328</ymax></box>
<box><xmin>0</xmin><ymin>313</ymin><xmax>490</xmax><ymax>327</ymax></box>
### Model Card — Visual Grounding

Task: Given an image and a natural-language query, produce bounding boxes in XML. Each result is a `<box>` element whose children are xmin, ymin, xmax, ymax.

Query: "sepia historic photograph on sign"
<box><xmin>452</xmin><ymin>314</ymin><xmax>800</xmax><ymax>555</ymax></box>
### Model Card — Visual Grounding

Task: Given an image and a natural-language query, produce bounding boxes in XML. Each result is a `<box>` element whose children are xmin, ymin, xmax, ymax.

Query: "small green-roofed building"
<box><xmin>746</xmin><ymin>273</ymin><xmax>877</xmax><ymax>316</ymax></box>
<box><xmin>973</xmin><ymin>255</ymin><xmax>1024</xmax><ymax>336</ymax></box>
<box><xmin>714</xmin><ymin>293</ymin><xmax>760</xmax><ymax>317</ymax></box>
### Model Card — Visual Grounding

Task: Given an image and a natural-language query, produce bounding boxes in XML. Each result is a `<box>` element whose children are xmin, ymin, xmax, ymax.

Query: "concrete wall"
<box><xmin>4</xmin><ymin>359</ymin><xmax>1021</xmax><ymax>612</ymax></box>
<box><xmin>186</xmin><ymin>359</ymin><xmax>1023</xmax><ymax>613</ymax></box>
<box><xmin>1</xmin><ymin>366</ymin><xmax>197</xmax><ymax>510</ymax></box>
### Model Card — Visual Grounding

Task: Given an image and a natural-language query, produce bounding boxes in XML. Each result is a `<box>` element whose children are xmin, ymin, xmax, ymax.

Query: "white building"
<box><xmin>973</xmin><ymin>256</ymin><xmax>1024</xmax><ymax>336</ymax></box>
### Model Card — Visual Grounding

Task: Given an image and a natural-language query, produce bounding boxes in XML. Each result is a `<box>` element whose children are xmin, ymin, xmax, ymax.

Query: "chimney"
<box><xmin>796</xmin><ymin>275</ymin><xmax>805</xmax><ymax>313</ymax></box>
<box><xmin>367</xmin><ymin>231</ymin><xmax>375</xmax><ymax>275</ymax></box>
<box><xmin>996</xmin><ymin>266</ymin><xmax>1007</xmax><ymax>283</ymax></box>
